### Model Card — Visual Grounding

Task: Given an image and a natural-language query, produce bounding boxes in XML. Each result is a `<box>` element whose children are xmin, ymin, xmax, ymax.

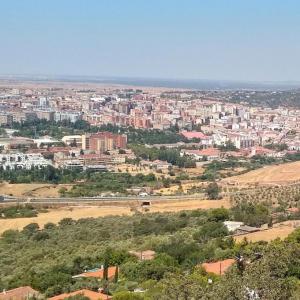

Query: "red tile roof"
<box><xmin>197</xmin><ymin>148</ymin><xmax>220</xmax><ymax>156</ymax></box>
<box><xmin>181</xmin><ymin>131</ymin><xmax>207</xmax><ymax>139</ymax></box>
<box><xmin>0</xmin><ymin>286</ymin><xmax>40</xmax><ymax>300</ymax></box>
<box><xmin>48</xmin><ymin>289</ymin><xmax>112</xmax><ymax>300</ymax></box>
<box><xmin>252</xmin><ymin>146</ymin><xmax>275</xmax><ymax>155</ymax></box>
<box><xmin>184</xmin><ymin>148</ymin><xmax>220</xmax><ymax>157</ymax></box>
<box><xmin>74</xmin><ymin>266</ymin><xmax>117</xmax><ymax>279</ymax></box>
<box><xmin>202</xmin><ymin>258</ymin><xmax>235</xmax><ymax>275</ymax></box>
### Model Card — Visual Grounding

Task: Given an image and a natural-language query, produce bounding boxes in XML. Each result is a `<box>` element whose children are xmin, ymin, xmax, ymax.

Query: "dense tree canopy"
<box><xmin>6</xmin><ymin>119</ymin><xmax>185</xmax><ymax>144</ymax></box>
<box><xmin>129</xmin><ymin>144</ymin><xmax>196</xmax><ymax>168</ymax></box>
<box><xmin>1</xmin><ymin>207</ymin><xmax>300</xmax><ymax>299</ymax></box>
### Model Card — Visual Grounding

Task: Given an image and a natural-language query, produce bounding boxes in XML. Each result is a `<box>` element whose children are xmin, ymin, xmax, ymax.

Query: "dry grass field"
<box><xmin>234</xmin><ymin>220</ymin><xmax>300</xmax><ymax>243</ymax></box>
<box><xmin>0</xmin><ymin>182</ymin><xmax>72</xmax><ymax>197</ymax></box>
<box><xmin>0</xmin><ymin>164</ymin><xmax>204</xmax><ymax>198</ymax></box>
<box><xmin>114</xmin><ymin>164</ymin><xmax>204</xmax><ymax>179</ymax></box>
<box><xmin>113</xmin><ymin>164</ymin><xmax>169</xmax><ymax>180</ymax></box>
<box><xmin>0</xmin><ymin>198</ymin><xmax>230</xmax><ymax>234</ymax></box>
<box><xmin>223</xmin><ymin>161</ymin><xmax>300</xmax><ymax>185</ymax></box>
<box><xmin>156</xmin><ymin>181</ymin><xmax>206</xmax><ymax>195</ymax></box>
<box><xmin>181</xmin><ymin>166</ymin><xmax>205</xmax><ymax>177</ymax></box>
<box><xmin>150</xmin><ymin>198</ymin><xmax>230</xmax><ymax>212</ymax></box>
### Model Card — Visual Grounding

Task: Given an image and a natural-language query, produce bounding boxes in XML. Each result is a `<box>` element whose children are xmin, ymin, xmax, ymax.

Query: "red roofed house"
<box><xmin>72</xmin><ymin>266</ymin><xmax>117</xmax><ymax>280</ymax></box>
<box><xmin>181</xmin><ymin>131</ymin><xmax>207</xmax><ymax>140</ymax></box>
<box><xmin>250</xmin><ymin>146</ymin><xmax>276</xmax><ymax>157</ymax></box>
<box><xmin>48</xmin><ymin>289</ymin><xmax>112</xmax><ymax>300</ymax></box>
<box><xmin>0</xmin><ymin>286</ymin><xmax>40</xmax><ymax>300</ymax></box>
<box><xmin>201</xmin><ymin>258</ymin><xmax>235</xmax><ymax>275</ymax></box>
<box><xmin>224</xmin><ymin>151</ymin><xmax>245</xmax><ymax>158</ymax></box>
<box><xmin>182</xmin><ymin>148</ymin><xmax>220</xmax><ymax>161</ymax></box>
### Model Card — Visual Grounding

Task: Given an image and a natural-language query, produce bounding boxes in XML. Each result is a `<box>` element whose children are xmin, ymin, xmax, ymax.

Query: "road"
<box><xmin>1</xmin><ymin>188</ymin><xmax>256</xmax><ymax>205</ymax></box>
<box><xmin>1</xmin><ymin>194</ymin><xmax>207</xmax><ymax>205</ymax></box>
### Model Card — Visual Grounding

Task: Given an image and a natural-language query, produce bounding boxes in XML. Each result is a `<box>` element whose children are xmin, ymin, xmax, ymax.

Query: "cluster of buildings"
<box><xmin>0</xmin><ymin>130</ymin><xmax>131</xmax><ymax>171</ymax></box>
<box><xmin>1</xmin><ymin>85</ymin><xmax>300</xmax><ymax>170</ymax></box>
<box><xmin>1</xmin><ymin>86</ymin><xmax>300</xmax><ymax>150</ymax></box>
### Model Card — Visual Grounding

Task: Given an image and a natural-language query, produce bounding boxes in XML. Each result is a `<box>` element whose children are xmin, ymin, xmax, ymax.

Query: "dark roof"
<box><xmin>237</xmin><ymin>225</ymin><xmax>260</xmax><ymax>233</ymax></box>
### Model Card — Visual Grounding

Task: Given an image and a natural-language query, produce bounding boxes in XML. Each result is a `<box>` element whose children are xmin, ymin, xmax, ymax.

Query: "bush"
<box><xmin>193</xmin><ymin>222</ymin><xmax>228</xmax><ymax>243</ymax></box>
<box><xmin>23</xmin><ymin>223</ymin><xmax>39</xmax><ymax>234</ymax></box>
<box><xmin>58</xmin><ymin>218</ymin><xmax>75</xmax><ymax>226</ymax></box>
<box><xmin>206</xmin><ymin>182</ymin><xmax>221</xmax><ymax>200</ymax></box>
<box><xmin>44</xmin><ymin>222</ymin><xmax>56</xmax><ymax>230</ymax></box>
<box><xmin>33</xmin><ymin>231</ymin><xmax>50</xmax><ymax>241</ymax></box>
<box><xmin>113</xmin><ymin>291</ymin><xmax>144</xmax><ymax>300</ymax></box>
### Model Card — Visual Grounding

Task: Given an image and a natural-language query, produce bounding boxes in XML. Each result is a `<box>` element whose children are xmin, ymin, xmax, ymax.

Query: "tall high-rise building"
<box><xmin>82</xmin><ymin>132</ymin><xmax>127</xmax><ymax>153</ymax></box>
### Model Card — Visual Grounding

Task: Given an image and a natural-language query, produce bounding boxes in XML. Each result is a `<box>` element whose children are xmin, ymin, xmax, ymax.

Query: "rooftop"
<box><xmin>0</xmin><ymin>286</ymin><xmax>40</xmax><ymax>300</ymax></box>
<box><xmin>201</xmin><ymin>258</ymin><xmax>235</xmax><ymax>276</ymax></box>
<box><xmin>48</xmin><ymin>289</ymin><xmax>112</xmax><ymax>300</ymax></box>
<box><xmin>181</xmin><ymin>131</ymin><xmax>208</xmax><ymax>139</ymax></box>
<box><xmin>73</xmin><ymin>266</ymin><xmax>117</xmax><ymax>279</ymax></box>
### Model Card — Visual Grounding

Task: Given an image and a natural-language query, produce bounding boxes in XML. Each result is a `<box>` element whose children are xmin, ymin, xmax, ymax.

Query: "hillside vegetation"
<box><xmin>1</xmin><ymin>207</ymin><xmax>300</xmax><ymax>299</ymax></box>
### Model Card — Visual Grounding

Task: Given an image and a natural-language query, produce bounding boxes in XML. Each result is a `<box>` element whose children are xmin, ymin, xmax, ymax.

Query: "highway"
<box><xmin>1</xmin><ymin>194</ymin><xmax>206</xmax><ymax>205</ymax></box>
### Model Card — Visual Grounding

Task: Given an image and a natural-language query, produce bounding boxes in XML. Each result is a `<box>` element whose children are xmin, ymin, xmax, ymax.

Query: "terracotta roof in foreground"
<box><xmin>202</xmin><ymin>258</ymin><xmax>235</xmax><ymax>275</ymax></box>
<box><xmin>0</xmin><ymin>286</ymin><xmax>40</xmax><ymax>300</ymax></box>
<box><xmin>48</xmin><ymin>289</ymin><xmax>112</xmax><ymax>300</ymax></box>
<box><xmin>73</xmin><ymin>266</ymin><xmax>117</xmax><ymax>279</ymax></box>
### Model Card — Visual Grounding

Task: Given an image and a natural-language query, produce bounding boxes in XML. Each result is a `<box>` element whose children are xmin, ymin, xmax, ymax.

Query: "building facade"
<box><xmin>0</xmin><ymin>153</ymin><xmax>52</xmax><ymax>170</ymax></box>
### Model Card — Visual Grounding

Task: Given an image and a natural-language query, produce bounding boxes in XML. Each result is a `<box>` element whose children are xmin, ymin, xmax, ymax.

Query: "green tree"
<box><xmin>206</xmin><ymin>182</ymin><xmax>220</xmax><ymax>200</ymax></box>
<box><xmin>65</xmin><ymin>295</ymin><xmax>89</xmax><ymax>300</ymax></box>
<box><xmin>23</xmin><ymin>223</ymin><xmax>39</xmax><ymax>235</ymax></box>
<box><xmin>113</xmin><ymin>291</ymin><xmax>144</xmax><ymax>300</ymax></box>
<box><xmin>193</xmin><ymin>222</ymin><xmax>228</xmax><ymax>243</ymax></box>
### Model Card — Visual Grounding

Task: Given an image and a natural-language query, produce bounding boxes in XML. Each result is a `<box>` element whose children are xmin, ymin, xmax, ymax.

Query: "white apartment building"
<box><xmin>229</xmin><ymin>133</ymin><xmax>256</xmax><ymax>149</ymax></box>
<box><xmin>54</xmin><ymin>111</ymin><xmax>82</xmax><ymax>123</ymax></box>
<box><xmin>0</xmin><ymin>153</ymin><xmax>52</xmax><ymax>170</ymax></box>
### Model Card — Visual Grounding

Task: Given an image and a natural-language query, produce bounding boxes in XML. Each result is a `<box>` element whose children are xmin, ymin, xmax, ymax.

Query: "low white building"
<box><xmin>62</xmin><ymin>135</ymin><xmax>83</xmax><ymax>147</ymax></box>
<box><xmin>223</xmin><ymin>221</ymin><xmax>244</xmax><ymax>232</ymax></box>
<box><xmin>33</xmin><ymin>136</ymin><xmax>60</xmax><ymax>148</ymax></box>
<box><xmin>0</xmin><ymin>153</ymin><xmax>52</xmax><ymax>170</ymax></box>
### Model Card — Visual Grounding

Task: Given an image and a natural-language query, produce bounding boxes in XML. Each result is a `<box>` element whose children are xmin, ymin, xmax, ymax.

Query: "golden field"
<box><xmin>0</xmin><ymin>199</ymin><xmax>230</xmax><ymax>234</ymax></box>
<box><xmin>0</xmin><ymin>182</ymin><xmax>72</xmax><ymax>197</ymax></box>
<box><xmin>222</xmin><ymin>161</ymin><xmax>300</xmax><ymax>185</ymax></box>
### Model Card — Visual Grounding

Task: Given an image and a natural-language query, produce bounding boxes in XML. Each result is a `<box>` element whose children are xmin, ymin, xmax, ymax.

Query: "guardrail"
<box><xmin>0</xmin><ymin>194</ymin><xmax>206</xmax><ymax>204</ymax></box>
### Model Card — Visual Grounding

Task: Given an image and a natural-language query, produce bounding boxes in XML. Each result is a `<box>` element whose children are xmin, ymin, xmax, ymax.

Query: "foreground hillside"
<box><xmin>1</xmin><ymin>207</ymin><xmax>300</xmax><ymax>299</ymax></box>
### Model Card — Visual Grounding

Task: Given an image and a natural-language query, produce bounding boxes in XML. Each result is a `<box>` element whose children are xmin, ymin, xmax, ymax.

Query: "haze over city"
<box><xmin>1</xmin><ymin>0</ymin><xmax>300</xmax><ymax>82</ymax></box>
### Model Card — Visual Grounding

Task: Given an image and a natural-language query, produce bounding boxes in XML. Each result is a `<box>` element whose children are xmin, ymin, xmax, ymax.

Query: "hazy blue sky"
<box><xmin>1</xmin><ymin>0</ymin><xmax>300</xmax><ymax>81</ymax></box>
